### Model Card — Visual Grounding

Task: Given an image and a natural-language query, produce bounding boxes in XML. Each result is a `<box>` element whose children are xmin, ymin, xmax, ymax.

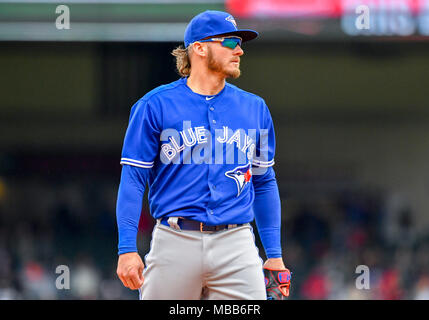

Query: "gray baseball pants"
<box><xmin>139</xmin><ymin>220</ymin><xmax>267</xmax><ymax>300</ymax></box>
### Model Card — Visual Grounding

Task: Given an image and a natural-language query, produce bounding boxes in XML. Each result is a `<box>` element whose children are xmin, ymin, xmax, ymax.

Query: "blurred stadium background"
<box><xmin>1</xmin><ymin>0</ymin><xmax>429</xmax><ymax>299</ymax></box>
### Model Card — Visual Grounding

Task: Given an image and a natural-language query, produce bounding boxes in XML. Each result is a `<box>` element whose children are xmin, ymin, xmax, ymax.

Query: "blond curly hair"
<box><xmin>171</xmin><ymin>45</ymin><xmax>192</xmax><ymax>77</ymax></box>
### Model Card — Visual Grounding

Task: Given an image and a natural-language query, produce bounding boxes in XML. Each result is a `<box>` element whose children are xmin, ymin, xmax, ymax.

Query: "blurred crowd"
<box><xmin>0</xmin><ymin>175</ymin><xmax>428</xmax><ymax>300</ymax></box>
<box><xmin>282</xmin><ymin>191</ymin><xmax>429</xmax><ymax>299</ymax></box>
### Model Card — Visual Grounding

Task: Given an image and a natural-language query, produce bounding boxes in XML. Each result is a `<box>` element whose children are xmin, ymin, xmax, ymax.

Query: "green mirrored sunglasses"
<box><xmin>199</xmin><ymin>36</ymin><xmax>242</xmax><ymax>49</ymax></box>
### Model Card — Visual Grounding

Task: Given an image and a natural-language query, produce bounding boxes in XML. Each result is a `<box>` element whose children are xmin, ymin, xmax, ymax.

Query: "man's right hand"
<box><xmin>117</xmin><ymin>252</ymin><xmax>145</xmax><ymax>290</ymax></box>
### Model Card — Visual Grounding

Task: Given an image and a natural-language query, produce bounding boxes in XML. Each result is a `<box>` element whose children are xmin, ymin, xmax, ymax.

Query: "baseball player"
<box><xmin>116</xmin><ymin>10</ymin><xmax>291</xmax><ymax>300</ymax></box>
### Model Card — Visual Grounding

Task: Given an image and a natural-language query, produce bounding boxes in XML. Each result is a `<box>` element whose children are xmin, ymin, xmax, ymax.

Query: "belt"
<box><xmin>159</xmin><ymin>217</ymin><xmax>245</xmax><ymax>232</ymax></box>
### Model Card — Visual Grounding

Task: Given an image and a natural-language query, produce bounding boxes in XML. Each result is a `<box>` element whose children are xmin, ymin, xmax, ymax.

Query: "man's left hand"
<box><xmin>263</xmin><ymin>258</ymin><xmax>291</xmax><ymax>300</ymax></box>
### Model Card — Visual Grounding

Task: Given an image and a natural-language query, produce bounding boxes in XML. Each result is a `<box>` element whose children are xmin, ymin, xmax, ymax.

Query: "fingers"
<box><xmin>117</xmin><ymin>253</ymin><xmax>145</xmax><ymax>290</ymax></box>
<box><xmin>117</xmin><ymin>268</ymin><xmax>131</xmax><ymax>288</ymax></box>
<box><xmin>118</xmin><ymin>274</ymin><xmax>132</xmax><ymax>289</ymax></box>
<box><xmin>128</xmin><ymin>269</ymin><xmax>144</xmax><ymax>290</ymax></box>
<box><xmin>117</xmin><ymin>267</ymin><xmax>144</xmax><ymax>290</ymax></box>
<box><xmin>138</xmin><ymin>266</ymin><xmax>144</xmax><ymax>282</ymax></box>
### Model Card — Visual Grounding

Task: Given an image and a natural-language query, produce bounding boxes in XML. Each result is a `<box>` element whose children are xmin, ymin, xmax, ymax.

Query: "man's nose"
<box><xmin>234</xmin><ymin>45</ymin><xmax>244</xmax><ymax>56</ymax></box>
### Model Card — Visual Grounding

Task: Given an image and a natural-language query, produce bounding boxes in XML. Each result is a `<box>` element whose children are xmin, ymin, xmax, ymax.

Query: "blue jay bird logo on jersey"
<box><xmin>225</xmin><ymin>162</ymin><xmax>252</xmax><ymax>197</ymax></box>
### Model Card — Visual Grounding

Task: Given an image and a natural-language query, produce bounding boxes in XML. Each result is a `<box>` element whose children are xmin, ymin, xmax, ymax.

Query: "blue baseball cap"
<box><xmin>184</xmin><ymin>10</ymin><xmax>258</xmax><ymax>47</ymax></box>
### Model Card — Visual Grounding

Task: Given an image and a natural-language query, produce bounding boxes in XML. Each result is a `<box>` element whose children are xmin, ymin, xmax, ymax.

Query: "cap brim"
<box><xmin>212</xmin><ymin>29</ymin><xmax>259</xmax><ymax>42</ymax></box>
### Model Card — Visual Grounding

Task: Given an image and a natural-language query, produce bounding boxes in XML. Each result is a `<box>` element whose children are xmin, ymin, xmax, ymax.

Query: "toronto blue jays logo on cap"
<box><xmin>225</xmin><ymin>15</ymin><xmax>237</xmax><ymax>27</ymax></box>
<box><xmin>184</xmin><ymin>10</ymin><xmax>259</xmax><ymax>48</ymax></box>
<box><xmin>225</xmin><ymin>162</ymin><xmax>252</xmax><ymax>197</ymax></box>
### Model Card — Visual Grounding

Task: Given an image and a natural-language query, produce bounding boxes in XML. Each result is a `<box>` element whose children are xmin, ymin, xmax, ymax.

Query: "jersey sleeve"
<box><xmin>252</xmin><ymin>100</ymin><xmax>275</xmax><ymax>169</ymax></box>
<box><xmin>116</xmin><ymin>164</ymin><xmax>150</xmax><ymax>255</ymax></box>
<box><xmin>252</xmin><ymin>166</ymin><xmax>282</xmax><ymax>258</ymax></box>
<box><xmin>120</xmin><ymin>98</ymin><xmax>161</xmax><ymax>169</ymax></box>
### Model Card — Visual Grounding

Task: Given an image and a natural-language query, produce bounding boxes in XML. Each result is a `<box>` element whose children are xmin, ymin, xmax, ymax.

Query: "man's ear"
<box><xmin>192</xmin><ymin>42</ymin><xmax>207</xmax><ymax>58</ymax></box>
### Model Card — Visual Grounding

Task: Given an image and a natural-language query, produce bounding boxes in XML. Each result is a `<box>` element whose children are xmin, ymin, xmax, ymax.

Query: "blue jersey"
<box><xmin>120</xmin><ymin>77</ymin><xmax>276</xmax><ymax>226</ymax></box>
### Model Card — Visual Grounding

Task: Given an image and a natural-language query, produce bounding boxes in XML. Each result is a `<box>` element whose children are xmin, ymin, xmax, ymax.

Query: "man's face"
<box><xmin>206</xmin><ymin>39</ymin><xmax>244</xmax><ymax>79</ymax></box>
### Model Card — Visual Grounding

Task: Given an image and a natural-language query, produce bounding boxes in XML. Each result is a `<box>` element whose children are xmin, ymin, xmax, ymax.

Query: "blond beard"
<box><xmin>207</xmin><ymin>46</ymin><xmax>241</xmax><ymax>79</ymax></box>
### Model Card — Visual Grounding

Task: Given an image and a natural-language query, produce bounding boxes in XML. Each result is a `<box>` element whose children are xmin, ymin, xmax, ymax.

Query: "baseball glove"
<box><xmin>263</xmin><ymin>267</ymin><xmax>292</xmax><ymax>300</ymax></box>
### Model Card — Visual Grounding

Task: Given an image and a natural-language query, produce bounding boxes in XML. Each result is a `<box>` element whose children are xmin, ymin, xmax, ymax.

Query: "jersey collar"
<box><xmin>182</xmin><ymin>77</ymin><xmax>227</xmax><ymax>102</ymax></box>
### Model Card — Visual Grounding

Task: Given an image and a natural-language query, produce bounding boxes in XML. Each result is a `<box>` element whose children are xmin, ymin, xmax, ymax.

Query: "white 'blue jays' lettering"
<box><xmin>160</xmin><ymin>124</ymin><xmax>255</xmax><ymax>165</ymax></box>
